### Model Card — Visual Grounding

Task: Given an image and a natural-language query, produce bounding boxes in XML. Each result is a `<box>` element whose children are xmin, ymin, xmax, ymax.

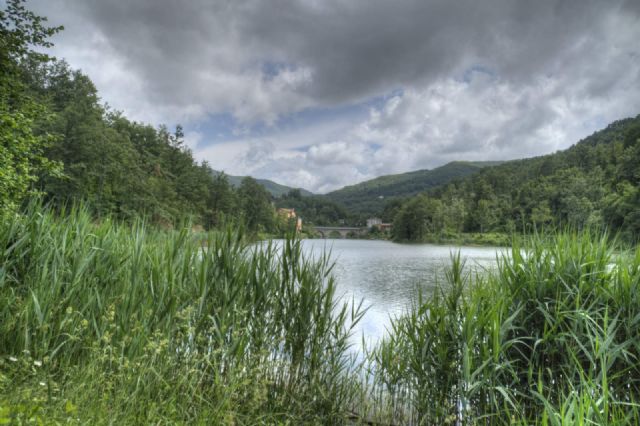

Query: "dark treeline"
<box><xmin>275</xmin><ymin>189</ymin><xmax>355</xmax><ymax>226</ymax></box>
<box><xmin>392</xmin><ymin>116</ymin><xmax>640</xmax><ymax>243</ymax></box>
<box><xmin>4</xmin><ymin>0</ymin><xmax>640</xmax><ymax>241</ymax></box>
<box><xmin>1</xmin><ymin>0</ymin><xmax>354</xmax><ymax>233</ymax></box>
<box><xmin>324</xmin><ymin>161</ymin><xmax>498</xmax><ymax>215</ymax></box>
<box><xmin>1</xmin><ymin>0</ymin><xmax>284</xmax><ymax>234</ymax></box>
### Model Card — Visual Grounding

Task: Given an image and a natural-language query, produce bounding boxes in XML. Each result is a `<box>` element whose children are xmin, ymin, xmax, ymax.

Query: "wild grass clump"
<box><xmin>0</xmin><ymin>203</ymin><xmax>364</xmax><ymax>424</ymax></box>
<box><xmin>4</xmin><ymin>204</ymin><xmax>640</xmax><ymax>424</ymax></box>
<box><xmin>371</xmin><ymin>231</ymin><xmax>640</xmax><ymax>424</ymax></box>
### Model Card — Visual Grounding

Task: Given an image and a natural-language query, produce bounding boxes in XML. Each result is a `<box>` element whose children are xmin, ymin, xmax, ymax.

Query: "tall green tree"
<box><xmin>205</xmin><ymin>171</ymin><xmax>237</xmax><ymax>228</ymax></box>
<box><xmin>238</xmin><ymin>177</ymin><xmax>275</xmax><ymax>233</ymax></box>
<box><xmin>392</xmin><ymin>195</ymin><xmax>444</xmax><ymax>241</ymax></box>
<box><xmin>0</xmin><ymin>0</ymin><xmax>62</xmax><ymax>211</ymax></box>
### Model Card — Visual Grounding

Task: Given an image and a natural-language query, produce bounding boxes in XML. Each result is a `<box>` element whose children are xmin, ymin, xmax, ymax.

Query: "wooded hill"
<box><xmin>212</xmin><ymin>171</ymin><xmax>313</xmax><ymax>198</ymax></box>
<box><xmin>323</xmin><ymin>161</ymin><xmax>500</xmax><ymax>215</ymax></box>
<box><xmin>390</xmin><ymin>116</ymin><xmax>640</xmax><ymax>242</ymax></box>
<box><xmin>0</xmin><ymin>4</ymin><xmax>281</xmax><ymax>234</ymax></box>
<box><xmin>2</xmin><ymin>0</ymin><xmax>638</xmax><ymax>240</ymax></box>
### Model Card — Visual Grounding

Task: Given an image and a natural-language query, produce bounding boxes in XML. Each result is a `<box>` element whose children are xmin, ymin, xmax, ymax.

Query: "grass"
<box><xmin>393</xmin><ymin>231</ymin><xmax>511</xmax><ymax>247</ymax></box>
<box><xmin>370</xmin><ymin>231</ymin><xmax>640</xmax><ymax>424</ymax></box>
<box><xmin>0</xmin><ymin>203</ymin><xmax>365</xmax><ymax>424</ymax></box>
<box><xmin>2</xmin><ymin>204</ymin><xmax>640</xmax><ymax>424</ymax></box>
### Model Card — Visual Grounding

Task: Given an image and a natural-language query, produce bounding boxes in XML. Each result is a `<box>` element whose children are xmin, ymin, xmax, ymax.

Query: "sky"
<box><xmin>25</xmin><ymin>0</ymin><xmax>640</xmax><ymax>193</ymax></box>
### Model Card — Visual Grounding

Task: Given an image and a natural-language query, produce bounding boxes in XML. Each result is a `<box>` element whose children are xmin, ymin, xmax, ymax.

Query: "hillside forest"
<box><xmin>2</xmin><ymin>0</ymin><xmax>639</xmax><ymax>243</ymax></box>
<box><xmin>4</xmin><ymin>2</ymin><xmax>640</xmax><ymax>424</ymax></box>
<box><xmin>0</xmin><ymin>1</ymin><xmax>298</xmax><ymax>235</ymax></box>
<box><xmin>389</xmin><ymin>117</ymin><xmax>640</xmax><ymax>243</ymax></box>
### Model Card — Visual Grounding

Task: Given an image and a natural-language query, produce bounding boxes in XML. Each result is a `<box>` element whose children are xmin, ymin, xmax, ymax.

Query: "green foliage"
<box><xmin>392</xmin><ymin>194</ymin><xmax>445</xmax><ymax>241</ymax></box>
<box><xmin>370</xmin><ymin>232</ymin><xmax>640</xmax><ymax>424</ymax></box>
<box><xmin>276</xmin><ymin>189</ymin><xmax>353</xmax><ymax>226</ymax></box>
<box><xmin>392</xmin><ymin>116</ymin><xmax>640</xmax><ymax>243</ymax></box>
<box><xmin>0</xmin><ymin>108</ymin><xmax>60</xmax><ymax>212</ymax></box>
<box><xmin>13</xmin><ymin>54</ymin><xmax>281</xmax><ymax>230</ymax></box>
<box><xmin>0</xmin><ymin>1</ymin><xmax>290</xmax><ymax>230</ymax></box>
<box><xmin>0</xmin><ymin>203</ymin><xmax>364</xmax><ymax>424</ymax></box>
<box><xmin>0</xmin><ymin>0</ymin><xmax>61</xmax><ymax>76</ymax></box>
<box><xmin>325</xmin><ymin>161</ymin><xmax>499</xmax><ymax>216</ymax></box>
<box><xmin>23</xmin><ymin>59</ymin><xmax>219</xmax><ymax>224</ymax></box>
<box><xmin>238</xmin><ymin>176</ymin><xmax>276</xmax><ymax>233</ymax></box>
<box><xmin>204</xmin><ymin>172</ymin><xmax>238</xmax><ymax>228</ymax></box>
<box><xmin>0</xmin><ymin>0</ymin><xmax>62</xmax><ymax>212</ymax></box>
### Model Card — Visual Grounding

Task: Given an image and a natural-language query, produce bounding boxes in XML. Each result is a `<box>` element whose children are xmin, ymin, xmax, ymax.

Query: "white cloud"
<box><xmin>183</xmin><ymin>130</ymin><xmax>204</xmax><ymax>152</ymax></box>
<box><xmin>24</xmin><ymin>0</ymin><xmax>640</xmax><ymax>193</ymax></box>
<box><xmin>192</xmin><ymin>63</ymin><xmax>640</xmax><ymax>193</ymax></box>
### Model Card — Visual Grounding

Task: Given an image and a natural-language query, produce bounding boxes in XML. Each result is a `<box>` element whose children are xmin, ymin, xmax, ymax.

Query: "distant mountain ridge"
<box><xmin>212</xmin><ymin>161</ymin><xmax>500</xmax><ymax>210</ymax></box>
<box><xmin>323</xmin><ymin>161</ymin><xmax>502</xmax><ymax>215</ymax></box>
<box><xmin>211</xmin><ymin>171</ymin><xmax>314</xmax><ymax>198</ymax></box>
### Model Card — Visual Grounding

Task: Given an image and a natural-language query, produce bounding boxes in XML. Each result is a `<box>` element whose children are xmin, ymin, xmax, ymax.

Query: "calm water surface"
<box><xmin>294</xmin><ymin>239</ymin><xmax>504</xmax><ymax>348</ymax></box>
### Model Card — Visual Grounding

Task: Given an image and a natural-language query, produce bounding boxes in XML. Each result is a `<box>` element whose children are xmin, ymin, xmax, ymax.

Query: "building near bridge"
<box><xmin>378</xmin><ymin>223</ymin><xmax>392</xmax><ymax>232</ymax></box>
<box><xmin>366</xmin><ymin>217</ymin><xmax>382</xmax><ymax>228</ymax></box>
<box><xmin>367</xmin><ymin>217</ymin><xmax>392</xmax><ymax>232</ymax></box>
<box><xmin>278</xmin><ymin>208</ymin><xmax>302</xmax><ymax>232</ymax></box>
<box><xmin>277</xmin><ymin>208</ymin><xmax>297</xmax><ymax>219</ymax></box>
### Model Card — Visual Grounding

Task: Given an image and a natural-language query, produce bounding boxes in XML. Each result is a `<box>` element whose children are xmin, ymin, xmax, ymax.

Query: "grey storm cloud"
<box><xmin>26</xmin><ymin>0</ymin><xmax>640</xmax><ymax>192</ymax></box>
<box><xmin>33</xmin><ymin>0</ymin><xmax>640</xmax><ymax>122</ymax></box>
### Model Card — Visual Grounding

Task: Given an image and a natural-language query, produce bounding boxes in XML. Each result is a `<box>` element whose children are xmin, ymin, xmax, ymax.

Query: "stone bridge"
<box><xmin>312</xmin><ymin>226</ymin><xmax>367</xmax><ymax>238</ymax></box>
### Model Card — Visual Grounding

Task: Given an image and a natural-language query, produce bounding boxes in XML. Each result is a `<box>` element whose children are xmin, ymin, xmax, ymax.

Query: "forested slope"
<box><xmin>0</xmin><ymin>3</ymin><xmax>283</xmax><ymax>234</ymax></box>
<box><xmin>274</xmin><ymin>189</ymin><xmax>353</xmax><ymax>226</ymax></box>
<box><xmin>213</xmin><ymin>171</ymin><xmax>313</xmax><ymax>198</ymax></box>
<box><xmin>391</xmin><ymin>116</ymin><xmax>640</xmax><ymax>242</ymax></box>
<box><xmin>324</xmin><ymin>161</ymin><xmax>499</xmax><ymax>215</ymax></box>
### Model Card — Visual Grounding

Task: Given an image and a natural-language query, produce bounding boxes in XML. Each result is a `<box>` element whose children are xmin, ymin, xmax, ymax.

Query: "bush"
<box><xmin>0</xmin><ymin>203</ymin><xmax>364</xmax><ymax>424</ymax></box>
<box><xmin>371</xmin><ymin>231</ymin><xmax>640</xmax><ymax>424</ymax></box>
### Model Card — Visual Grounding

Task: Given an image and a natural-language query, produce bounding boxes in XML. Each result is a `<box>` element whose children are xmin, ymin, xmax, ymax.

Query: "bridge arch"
<box><xmin>312</xmin><ymin>226</ymin><xmax>366</xmax><ymax>239</ymax></box>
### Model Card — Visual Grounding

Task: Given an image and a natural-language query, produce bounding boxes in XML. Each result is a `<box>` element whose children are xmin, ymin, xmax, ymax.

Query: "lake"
<box><xmin>292</xmin><ymin>239</ymin><xmax>504</xmax><ymax>350</ymax></box>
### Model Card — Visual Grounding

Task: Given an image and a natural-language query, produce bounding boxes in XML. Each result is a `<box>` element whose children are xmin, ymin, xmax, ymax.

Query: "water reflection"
<box><xmin>295</xmin><ymin>239</ymin><xmax>504</xmax><ymax>348</ymax></box>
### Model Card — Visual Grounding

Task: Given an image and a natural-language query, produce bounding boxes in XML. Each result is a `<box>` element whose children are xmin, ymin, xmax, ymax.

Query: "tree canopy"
<box><xmin>391</xmin><ymin>116</ymin><xmax>640</xmax><ymax>243</ymax></box>
<box><xmin>0</xmin><ymin>0</ymin><xmax>62</xmax><ymax>212</ymax></box>
<box><xmin>0</xmin><ymin>1</ymin><xmax>284</xmax><ymax>233</ymax></box>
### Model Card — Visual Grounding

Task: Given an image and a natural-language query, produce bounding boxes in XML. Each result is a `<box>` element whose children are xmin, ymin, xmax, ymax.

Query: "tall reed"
<box><xmin>4</xmin><ymin>204</ymin><xmax>640</xmax><ymax>424</ymax></box>
<box><xmin>371</xmin><ymin>231</ymin><xmax>640</xmax><ymax>424</ymax></box>
<box><xmin>0</xmin><ymin>203</ymin><xmax>364</xmax><ymax>424</ymax></box>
